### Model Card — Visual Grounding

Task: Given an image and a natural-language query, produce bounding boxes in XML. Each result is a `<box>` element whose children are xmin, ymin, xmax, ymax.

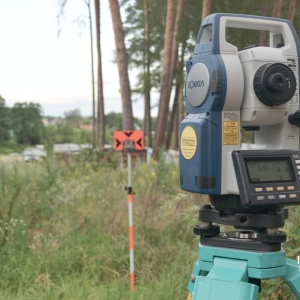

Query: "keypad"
<box><xmin>259</xmin><ymin>155</ymin><xmax>300</xmax><ymax>201</ymax></box>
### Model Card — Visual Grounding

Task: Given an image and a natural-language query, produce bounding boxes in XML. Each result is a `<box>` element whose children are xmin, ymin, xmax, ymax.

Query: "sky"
<box><xmin>0</xmin><ymin>0</ymin><xmax>147</xmax><ymax>119</ymax></box>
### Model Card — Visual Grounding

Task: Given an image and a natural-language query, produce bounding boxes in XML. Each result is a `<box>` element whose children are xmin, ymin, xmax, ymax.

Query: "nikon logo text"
<box><xmin>187</xmin><ymin>80</ymin><xmax>205</xmax><ymax>89</ymax></box>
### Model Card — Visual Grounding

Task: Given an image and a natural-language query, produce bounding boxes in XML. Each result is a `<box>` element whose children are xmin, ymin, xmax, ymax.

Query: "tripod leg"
<box><xmin>284</xmin><ymin>258</ymin><xmax>300</xmax><ymax>299</ymax></box>
<box><xmin>192</xmin><ymin>257</ymin><xmax>259</xmax><ymax>300</ymax></box>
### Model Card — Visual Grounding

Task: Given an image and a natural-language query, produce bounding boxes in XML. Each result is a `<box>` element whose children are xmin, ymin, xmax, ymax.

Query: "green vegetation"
<box><xmin>0</xmin><ymin>155</ymin><xmax>297</xmax><ymax>299</ymax></box>
<box><xmin>0</xmin><ymin>96</ymin><xmax>145</xmax><ymax>154</ymax></box>
<box><xmin>0</xmin><ymin>154</ymin><xmax>199</xmax><ymax>299</ymax></box>
<box><xmin>0</xmin><ymin>96</ymin><xmax>44</xmax><ymax>147</ymax></box>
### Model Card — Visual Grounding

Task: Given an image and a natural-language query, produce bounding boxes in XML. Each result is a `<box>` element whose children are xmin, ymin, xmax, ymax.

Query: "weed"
<box><xmin>0</xmin><ymin>155</ymin><xmax>296</xmax><ymax>299</ymax></box>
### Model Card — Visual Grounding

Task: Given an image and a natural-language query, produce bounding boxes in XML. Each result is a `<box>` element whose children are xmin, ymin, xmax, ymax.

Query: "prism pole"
<box><xmin>114</xmin><ymin>130</ymin><xmax>144</xmax><ymax>291</ymax></box>
<box><xmin>127</xmin><ymin>153</ymin><xmax>135</xmax><ymax>291</ymax></box>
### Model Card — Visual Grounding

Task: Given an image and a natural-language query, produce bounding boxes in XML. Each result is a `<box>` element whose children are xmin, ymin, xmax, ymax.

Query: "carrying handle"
<box><xmin>196</xmin><ymin>14</ymin><xmax>297</xmax><ymax>55</ymax></box>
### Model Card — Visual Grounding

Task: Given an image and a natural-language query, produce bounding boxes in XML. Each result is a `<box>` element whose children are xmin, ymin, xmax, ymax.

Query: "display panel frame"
<box><xmin>231</xmin><ymin>150</ymin><xmax>300</xmax><ymax>207</ymax></box>
<box><xmin>244</xmin><ymin>156</ymin><xmax>296</xmax><ymax>184</ymax></box>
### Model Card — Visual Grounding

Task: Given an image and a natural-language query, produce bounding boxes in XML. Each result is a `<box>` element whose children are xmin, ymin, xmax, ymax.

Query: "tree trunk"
<box><xmin>164</xmin><ymin>0</ymin><xmax>184</xmax><ymax>151</ymax></box>
<box><xmin>94</xmin><ymin>0</ymin><xmax>105</xmax><ymax>148</ymax></box>
<box><xmin>85</xmin><ymin>0</ymin><xmax>96</xmax><ymax>146</ymax></box>
<box><xmin>202</xmin><ymin>0</ymin><xmax>212</xmax><ymax>22</ymax></box>
<box><xmin>173</xmin><ymin>80</ymin><xmax>183</xmax><ymax>149</ymax></box>
<box><xmin>288</xmin><ymin>0</ymin><xmax>297</xmax><ymax>23</ymax></box>
<box><xmin>109</xmin><ymin>0</ymin><xmax>134</xmax><ymax>130</ymax></box>
<box><xmin>258</xmin><ymin>0</ymin><xmax>267</xmax><ymax>46</ymax></box>
<box><xmin>169</xmin><ymin>0</ymin><xmax>184</xmax><ymax>89</ymax></box>
<box><xmin>174</xmin><ymin>17</ymin><xmax>188</xmax><ymax>150</ymax></box>
<box><xmin>272</xmin><ymin>0</ymin><xmax>282</xmax><ymax>18</ymax></box>
<box><xmin>152</xmin><ymin>0</ymin><xmax>177</xmax><ymax>159</ymax></box>
<box><xmin>165</xmin><ymin>82</ymin><xmax>179</xmax><ymax>150</ymax></box>
<box><xmin>143</xmin><ymin>0</ymin><xmax>152</xmax><ymax>147</ymax></box>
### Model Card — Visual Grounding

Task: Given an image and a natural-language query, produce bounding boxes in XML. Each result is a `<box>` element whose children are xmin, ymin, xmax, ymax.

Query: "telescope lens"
<box><xmin>253</xmin><ymin>63</ymin><xmax>296</xmax><ymax>106</ymax></box>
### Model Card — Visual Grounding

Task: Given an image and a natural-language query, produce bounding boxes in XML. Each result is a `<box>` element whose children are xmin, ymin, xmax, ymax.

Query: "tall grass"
<box><xmin>0</xmin><ymin>153</ymin><xmax>298</xmax><ymax>299</ymax></box>
<box><xmin>0</xmin><ymin>153</ymin><xmax>202</xmax><ymax>299</ymax></box>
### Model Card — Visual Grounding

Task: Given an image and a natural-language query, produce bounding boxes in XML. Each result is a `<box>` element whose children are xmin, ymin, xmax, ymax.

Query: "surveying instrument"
<box><xmin>180</xmin><ymin>14</ymin><xmax>300</xmax><ymax>299</ymax></box>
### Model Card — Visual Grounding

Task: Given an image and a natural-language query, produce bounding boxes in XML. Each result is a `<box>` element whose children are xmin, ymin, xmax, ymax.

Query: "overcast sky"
<box><xmin>0</xmin><ymin>0</ymin><xmax>146</xmax><ymax>118</ymax></box>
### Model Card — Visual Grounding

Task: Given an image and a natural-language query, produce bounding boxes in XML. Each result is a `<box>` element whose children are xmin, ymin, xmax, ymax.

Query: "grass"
<box><xmin>0</xmin><ymin>152</ymin><xmax>297</xmax><ymax>299</ymax></box>
<box><xmin>0</xmin><ymin>153</ymin><xmax>202</xmax><ymax>299</ymax></box>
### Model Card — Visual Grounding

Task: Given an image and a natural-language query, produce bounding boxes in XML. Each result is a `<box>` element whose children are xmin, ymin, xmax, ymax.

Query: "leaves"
<box><xmin>11</xmin><ymin>102</ymin><xmax>44</xmax><ymax>145</ymax></box>
<box><xmin>0</xmin><ymin>96</ymin><xmax>11</xmax><ymax>143</ymax></box>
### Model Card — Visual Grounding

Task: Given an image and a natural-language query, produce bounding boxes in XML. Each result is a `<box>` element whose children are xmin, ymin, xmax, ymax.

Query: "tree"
<box><xmin>165</xmin><ymin>0</ymin><xmax>184</xmax><ymax>150</ymax></box>
<box><xmin>11</xmin><ymin>103</ymin><xmax>44</xmax><ymax>145</ymax></box>
<box><xmin>64</xmin><ymin>108</ymin><xmax>83</xmax><ymax>127</ymax></box>
<box><xmin>202</xmin><ymin>0</ymin><xmax>212</xmax><ymax>22</ymax></box>
<box><xmin>152</xmin><ymin>0</ymin><xmax>177</xmax><ymax>159</ymax></box>
<box><xmin>57</xmin><ymin>0</ymin><xmax>105</xmax><ymax>147</ymax></box>
<box><xmin>105</xmin><ymin>112</ymin><xmax>123</xmax><ymax>130</ymax></box>
<box><xmin>123</xmin><ymin>0</ymin><xmax>168</xmax><ymax>146</ymax></box>
<box><xmin>83</xmin><ymin>0</ymin><xmax>97</xmax><ymax>145</ymax></box>
<box><xmin>288</xmin><ymin>0</ymin><xmax>297</xmax><ymax>23</ymax></box>
<box><xmin>109</xmin><ymin>0</ymin><xmax>134</xmax><ymax>130</ymax></box>
<box><xmin>123</xmin><ymin>0</ymin><xmax>201</xmax><ymax>153</ymax></box>
<box><xmin>94</xmin><ymin>0</ymin><xmax>105</xmax><ymax>148</ymax></box>
<box><xmin>258</xmin><ymin>0</ymin><xmax>268</xmax><ymax>46</ymax></box>
<box><xmin>272</xmin><ymin>0</ymin><xmax>282</xmax><ymax>18</ymax></box>
<box><xmin>124</xmin><ymin>0</ymin><xmax>298</xmax><ymax>156</ymax></box>
<box><xmin>0</xmin><ymin>96</ymin><xmax>11</xmax><ymax>144</ymax></box>
<box><xmin>143</xmin><ymin>0</ymin><xmax>152</xmax><ymax>147</ymax></box>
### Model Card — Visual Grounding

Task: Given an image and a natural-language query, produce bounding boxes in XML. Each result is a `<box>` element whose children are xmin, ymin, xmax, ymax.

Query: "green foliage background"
<box><xmin>0</xmin><ymin>155</ymin><xmax>297</xmax><ymax>299</ymax></box>
<box><xmin>0</xmin><ymin>155</ymin><xmax>197</xmax><ymax>299</ymax></box>
<box><xmin>123</xmin><ymin>0</ymin><xmax>300</xmax><ymax>99</ymax></box>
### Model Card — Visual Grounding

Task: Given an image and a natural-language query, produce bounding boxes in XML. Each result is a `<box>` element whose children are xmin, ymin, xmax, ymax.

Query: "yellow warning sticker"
<box><xmin>181</xmin><ymin>126</ymin><xmax>197</xmax><ymax>160</ymax></box>
<box><xmin>223</xmin><ymin>121</ymin><xmax>239</xmax><ymax>145</ymax></box>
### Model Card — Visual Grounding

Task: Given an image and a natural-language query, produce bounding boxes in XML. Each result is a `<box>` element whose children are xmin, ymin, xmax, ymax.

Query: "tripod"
<box><xmin>187</xmin><ymin>204</ymin><xmax>300</xmax><ymax>300</ymax></box>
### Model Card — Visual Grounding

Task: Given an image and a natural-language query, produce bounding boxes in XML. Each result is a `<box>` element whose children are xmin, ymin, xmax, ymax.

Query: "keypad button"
<box><xmin>287</xmin><ymin>186</ymin><xmax>295</xmax><ymax>191</ymax></box>
<box><xmin>279</xmin><ymin>195</ymin><xmax>286</xmax><ymax>199</ymax></box>
<box><xmin>266</xmin><ymin>187</ymin><xmax>274</xmax><ymax>192</ymax></box>
<box><xmin>255</xmin><ymin>188</ymin><xmax>263</xmax><ymax>192</ymax></box>
<box><xmin>277</xmin><ymin>187</ymin><xmax>284</xmax><ymax>191</ymax></box>
<box><xmin>289</xmin><ymin>194</ymin><xmax>297</xmax><ymax>198</ymax></box>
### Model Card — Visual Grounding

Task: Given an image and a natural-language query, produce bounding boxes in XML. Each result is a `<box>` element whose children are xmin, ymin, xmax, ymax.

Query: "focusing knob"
<box><xmin>288</xmin><ymin>110</ymin><xmax>300</xmax><ymax>128</ymax></box>
<box><xmin>253</xmin><ymin>63</ymin><xmax>296</xmax><ymax>106</ymax></box>
<box><xmin>257</xmin><ymin>230</ymin><xmax>287</xmax><ymax>243</ymax></box>
<box><xmin>193</xmin><ymin>224</ymin><xmax>220</xmax><ymax>237</ymax></box>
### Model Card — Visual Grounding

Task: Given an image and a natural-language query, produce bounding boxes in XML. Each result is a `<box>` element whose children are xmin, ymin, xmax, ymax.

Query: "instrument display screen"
<box><xmin>245</xmin><ymin>157</ymin><xmax>295</xmax><ymax>183</ymax></box>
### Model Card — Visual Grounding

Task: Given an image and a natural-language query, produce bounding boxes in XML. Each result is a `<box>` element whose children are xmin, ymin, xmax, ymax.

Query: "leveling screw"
<box><xmin>190</xmin><ymin>275</ymin><xmax>196</xmax><ymax>283</ymax></box>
